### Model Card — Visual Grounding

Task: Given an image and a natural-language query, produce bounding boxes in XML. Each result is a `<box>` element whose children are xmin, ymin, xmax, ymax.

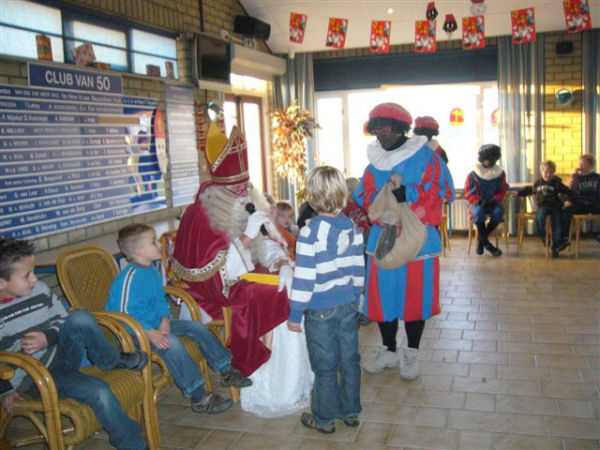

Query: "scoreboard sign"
<box><xmin>0</xmin><ymin>64</ymin><xmax>166</xmax><ymax>239</ymax></box>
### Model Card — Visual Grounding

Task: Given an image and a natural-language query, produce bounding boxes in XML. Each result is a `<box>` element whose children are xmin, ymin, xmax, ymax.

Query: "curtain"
<box><xmin>497</xmin><ymin>35</ymin><xmax>545</xmax><ymax>184</ymax></box>
<box><xmin>582</xmin><ymin>29</ymin><xmax>599</xmax><ymax>165</ymax></box>
<box><xmin>272</xmin><ymin>53</ymin><xmax>316</xmax><ymax>205</ymax></box>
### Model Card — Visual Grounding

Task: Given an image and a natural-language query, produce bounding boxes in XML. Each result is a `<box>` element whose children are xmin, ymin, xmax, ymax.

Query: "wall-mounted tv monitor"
<box><xmin>193</xmin><ymin>33</ymin><xmax>231</xmax><ymax>85</ymax></box>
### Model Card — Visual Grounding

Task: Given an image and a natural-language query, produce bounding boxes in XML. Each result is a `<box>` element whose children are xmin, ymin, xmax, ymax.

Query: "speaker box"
<box><xmin>234</xmin><ymin>15</ymin><xmax>271</xmax><ymax>40</ymax></box>
<box><xmin>556</xmin><ymin>41</ymin><xmax>573</xmax><ymax>54</ymax></box>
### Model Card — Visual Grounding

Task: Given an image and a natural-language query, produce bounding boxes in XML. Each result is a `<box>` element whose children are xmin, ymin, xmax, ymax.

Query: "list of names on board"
<box><xmin>0</xmin><ymin>64</ymin><xmax>166</xmax><ymax>239</ymax></box>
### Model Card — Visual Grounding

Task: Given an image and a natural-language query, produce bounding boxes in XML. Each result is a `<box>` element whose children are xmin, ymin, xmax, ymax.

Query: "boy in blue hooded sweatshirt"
<box><xmin>287</xmin><ymin>166</ymin><xmax>365</xmax><ymax>434</ymax></box>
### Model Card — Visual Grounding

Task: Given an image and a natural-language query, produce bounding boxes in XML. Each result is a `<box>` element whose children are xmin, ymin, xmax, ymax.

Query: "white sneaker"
<box><xmin>400</xmin><ymin>347</ymin><xmax>420</xmax><ymax>381</ymax></box>
<box><xmin>362</xmin><ymin>346</ymin><xmax>400</xmax><ymax>373</ymax></box>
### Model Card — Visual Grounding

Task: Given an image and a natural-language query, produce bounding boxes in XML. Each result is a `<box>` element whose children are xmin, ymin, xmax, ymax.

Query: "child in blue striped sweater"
<box><xmin>287</xmin><ymin>166</ymin><xmax>365</xmax><ymax>434</ymax></box>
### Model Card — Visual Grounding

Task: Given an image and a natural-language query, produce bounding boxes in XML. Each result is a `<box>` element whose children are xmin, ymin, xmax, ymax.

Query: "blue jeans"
<box><xmin>536</xmin><ymin>206</ymin><xmax>563</xmax><ymax>249</ymax></box>
<box><xmin>50</xmin><ymin>310</ymin><xmax>146</xmax><ymax>450</ymax></box>
<box><xmin>151</xmin><ymin>320</ymin><xmax>231</xmax><ymax>398</ymax></box>
<box><xmin>304</xmin><ymin>302</ymin><xmax>361</xmax><ymax>426</ymax></box>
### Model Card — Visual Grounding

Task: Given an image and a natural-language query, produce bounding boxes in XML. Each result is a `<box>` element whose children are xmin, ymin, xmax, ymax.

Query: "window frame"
<box><xmin>0</xmin><ymin>0</ymin><xmax>179</xmax><ymax>78</ymax></box>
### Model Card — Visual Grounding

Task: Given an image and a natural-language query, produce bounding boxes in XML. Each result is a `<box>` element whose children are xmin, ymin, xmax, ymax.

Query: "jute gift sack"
<box><xmin>368</xmin><ymin>174</ymin><xmax>427</xmax><ymax>269</ymax></box>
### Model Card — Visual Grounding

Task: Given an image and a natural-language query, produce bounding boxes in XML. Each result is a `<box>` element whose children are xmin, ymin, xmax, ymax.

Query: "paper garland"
<box><xmin>563</xmin><ymin>0</ymin><xmax>592</xmax><ymax>33</ymax></box>
<box><xmin>462</xmin><ymin>16</ymin><xmax>485</xmax><ymax>50</ymax></box>
<box><xmin>290</xmin><ymin>12</ymin><xmax>307</xmax><ymax>43</ymax></box>
<box><xmin>511</xmin><ymin>8</ymin><xmax>536</xmax><ymax>43</ymax></box>
<box><xmin>415</xmin><ymin>20</ymin><xmax>436</xmax><ymax>53</ymax></box>
<box><xmin>326</xmin><ymin>17</ymin><xmax>348</xmax><ymax>49</ymax></box>
<box><xmin>370</xmin><ymin>20</ymin><xmax>391</xmax><ymax>53</ymax></box>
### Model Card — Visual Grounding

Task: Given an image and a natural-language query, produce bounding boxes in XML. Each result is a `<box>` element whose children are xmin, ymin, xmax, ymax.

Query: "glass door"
<box><xmin>224</xmin><ymin>95</ymin><xmax>266</xmax><ymax>192</ymax></box>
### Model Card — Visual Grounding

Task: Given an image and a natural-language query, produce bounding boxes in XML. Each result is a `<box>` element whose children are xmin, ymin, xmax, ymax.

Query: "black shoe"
<box><xmin>115</xmin><ymin>351</ymin><xmax>148</xmax><ymax>371</ymax></box>
<box><xmin>338</xmin><ymin>416</ymin><xmax>360</xmax><ymax>427</ymax></box>
<box><xmin>476</xmin><ymin>240</ymin><xmax>485</xmax><ymax>255</ymax></box>
<box><xmin>300</xmin><ymin>412</ymin><xmax>335</xmax><ymax>434</ymax></box>
<box><xmin>191</xmin><ymin>393</ymin><xmax>233</xmax><ymax>414</ymax></box>
<box><xmin>221</xmin><ymin>367</ymin><xmax>252</xmax><ymax>388</ymax></box>
<box><xmin>484</xmin><ymin>241</ymin><xmax>502</xmax><ymax>257</ymax></box>
<box><xmin>552</xmin><ymin>249</ymin><xmax>559</xmax><ymax>258</ymax></box>
<box><xmin>556</xmin><ymin>240</ymin><xmax>570</xmax><ymax>252</ymax></box>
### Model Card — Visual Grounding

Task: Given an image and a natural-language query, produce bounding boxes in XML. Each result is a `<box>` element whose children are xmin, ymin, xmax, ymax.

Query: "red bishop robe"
<box><xmin>173</xmin><ymin>200</ymin><xmax>290</xmax><ymax>376</ymax></box>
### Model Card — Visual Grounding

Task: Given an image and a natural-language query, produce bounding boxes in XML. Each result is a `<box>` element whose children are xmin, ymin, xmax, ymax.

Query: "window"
<box><xmin>64</xmin><ymin>20</ymin><xmax>127</xmax><ymax>70</ymax></box>
<box><xmin>131</xmin><ymin>29</ymin><xmax>178</xmax><ymax>78</ymax></box>
<box><xmin>0</xmin><ymin>0</ymin><xmax>177</xmax><ymax>78</ymax></box>
<box><xmin>0</xmin><ymin>0</ymin><xmax>64</xmax><ymax>61</ymax></box>
<box><xmin>316</xmin><ymin>82</ymin><xmax>499</xmax><ymax>186</ymax></box>
<box><xmin>315</xmin><ymin>97</ymin><xmax>345</xmax><ymax>171</ymax></box>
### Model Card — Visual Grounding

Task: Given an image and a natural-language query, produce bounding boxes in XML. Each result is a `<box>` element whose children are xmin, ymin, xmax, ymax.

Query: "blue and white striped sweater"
<box><xmin>289</xmin><ymin>214</ymin><xmax>365</xmax><ymax>323</ymax></box>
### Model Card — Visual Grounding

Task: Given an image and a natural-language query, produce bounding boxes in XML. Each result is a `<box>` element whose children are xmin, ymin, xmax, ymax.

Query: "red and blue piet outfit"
<box><xmin>354</xmin><ymin>136</ymin><xmax>455</xmax><ymax>323</ymax></box>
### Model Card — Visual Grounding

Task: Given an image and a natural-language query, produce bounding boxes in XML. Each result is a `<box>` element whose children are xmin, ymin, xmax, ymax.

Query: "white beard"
<box><xmin>199</xmin><ymin>185</ymin><xmax>283</xmax><ymax>266</ymax></box>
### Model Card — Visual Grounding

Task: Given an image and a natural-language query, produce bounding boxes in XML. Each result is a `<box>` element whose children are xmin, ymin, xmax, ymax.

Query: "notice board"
<box><xmin>0</xmin><ymin>63</ymin><xmax>166</xmax><ymax>239</ymax></box>
<box><xmin>165</xmin><ymin>85</ymin><xmax>199</xmax><ymax>207</ymax></box>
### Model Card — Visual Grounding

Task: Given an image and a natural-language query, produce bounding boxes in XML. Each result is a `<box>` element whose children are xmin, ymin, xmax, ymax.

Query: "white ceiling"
<box><xmin>239</xmin><ymin>0</ymin><xmax>599</xmax><ymax>54</ymax></box>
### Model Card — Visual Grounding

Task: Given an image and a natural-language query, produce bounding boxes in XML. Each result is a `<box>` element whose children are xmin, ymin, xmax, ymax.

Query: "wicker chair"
<box><xmin>0</xmin><ymin>312</ymin><xmax>160</xmax><ymax>450</ymax></box>
<box><xmin>159</xmin><ymin>231</ymin><xmax>239</xmax><ymax>402</ymax></box>
<box><xmin>56</xmin><ymin>246</ymin><xmax>213</xmax><ymax>402</ymax></box>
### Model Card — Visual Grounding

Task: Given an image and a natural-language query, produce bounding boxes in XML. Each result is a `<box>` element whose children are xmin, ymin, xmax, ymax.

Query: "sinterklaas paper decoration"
<box><xmin>462</xmin><ymin>16</ymin><xmax>485</xmax><ymax>50</ymax></box>
<box><xmin>563</xmin><ymin>0</ymin><xmax>592</xmax><ymax>34</ymax></box>
<box><xmin>326</xmin><ymin>17</ymin><xmax>348</xmax><ymax>49</ymax></box>
<box><xmin>370</xmin><ymin>20</ymin><xmax>391</xmax><ymax>53</ymax></box>
<box><xmin>415</xmin><ymin>20</ymin><xmax>436</xmax><ymax>53</ymax></box>
<box><xmin>71</xmin><ymin>42</ymin><xmax>96</xmax><ymax>66</ymax></box>
<box><xmin>511</xmin><ymin>8</ymin><xmax>536</xmax><ymax>43</ymax></box>
<box><xmin>290</xmin><ymin>12</ymin><xmax>307</xmax><ymax>43</ymax></box>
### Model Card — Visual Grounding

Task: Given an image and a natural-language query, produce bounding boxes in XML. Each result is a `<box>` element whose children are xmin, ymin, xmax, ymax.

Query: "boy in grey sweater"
<box><xmin>0</xmin><ymin>237</ymin><xmax>148</xmax><ymax>450</ymax></box>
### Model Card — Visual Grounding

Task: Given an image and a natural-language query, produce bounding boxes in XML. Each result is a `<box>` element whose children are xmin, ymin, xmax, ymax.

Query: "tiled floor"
<box><xmin>6</xmin><ymin>238</ymin><xmax>600</xmax><ymax>449</ymax></box>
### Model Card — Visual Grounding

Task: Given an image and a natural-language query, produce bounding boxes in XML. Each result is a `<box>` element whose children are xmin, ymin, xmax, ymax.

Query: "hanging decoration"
<box><xmin>491</xmin><ymin>108</ymin><xmax>498</xmax><ymax>127</ymax></box>
<box><xmin>415</xmin><ymin>20</ymin><xmax>436</xmax><ymax>53</ymax></box>
<box><xmin>271</xmin><ymin>102</ymin><xmax>319</xmax><ymax>196</ymax></box>
<box><xmin>450</xmin><ymin>107</ymin><xmax>464</xmax><ymax>126</ymax></box>
<box><xmin>326</xmin><ymin>17</ymin><xmax>348</xmax><ymax>49</ymax></box>
<box><xmin>426</xmin><ymin>2</ymin><xmax>439</xmax><ymax>21</ymax></box>
<box><xmin>563</xmin><ymin>0</ymin><xmax>592</xmax><ymax>34</ymax></box>
<box><xmin>289</xmin><ymin>12</ymin><xmax>307</xmax><ymax>43</ymax></box>
<box><xmin>443</xmin><ymin>14</ymin><xmax>458</xmax><ymax>38</ymax></box>
<box><xmin>370</xmin><ymin>20</ymin><xmax>392</xmax><ymax>53</ymax></box>
<box><xmin>511</xmin><ymin>8</ymin><xmax>536</xmax><ymax>43</ymax></box>
<box><xmin>462</xmin><ymin>16</ymin><xmax>485</xmax><ymax>50</ymax></box>
<box><xmin>470</xmin><ymin>0</ymin><xmax>487</xmax><ymax>16</ymax></box>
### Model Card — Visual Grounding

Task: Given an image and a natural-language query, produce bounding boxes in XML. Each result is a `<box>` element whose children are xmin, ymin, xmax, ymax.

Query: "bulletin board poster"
<box><xmin>0</xmin><ymin>63</ymin><xmax>166</xmax><ymax>239</ymax></box>
<box><xmin>165</xmin><ymin>85</ymin><xmax>199</xmax><ymax>207</ymax></box>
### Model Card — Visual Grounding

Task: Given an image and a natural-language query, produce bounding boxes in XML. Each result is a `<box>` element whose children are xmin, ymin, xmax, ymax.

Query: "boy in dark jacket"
<box><xmin>561</xmin><ymin>153</ymin><xmax>600</xmax><ymax>244</ymax></box>
<box><xmin>513</xmin><ymin>160</ymin><xmax>570</xmax><ymax>257</ymax></box>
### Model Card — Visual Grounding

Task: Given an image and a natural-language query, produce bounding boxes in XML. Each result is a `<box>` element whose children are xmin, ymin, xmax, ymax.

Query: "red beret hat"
<box><xmin>369</xmin><ymin>103</ymin><xmax>412</xmax><ymax>126</ymax></box>
<box><xmin>414</xmin><ymin>116</ymin><xmax>439</xmax><ymax>130</ymax></box>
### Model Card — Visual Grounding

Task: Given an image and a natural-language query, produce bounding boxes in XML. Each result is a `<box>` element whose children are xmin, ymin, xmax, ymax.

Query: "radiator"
<box><xmin>449</xmin><ymin>199</ymin><xmax>470</xmax><ymax>231</ymax></box>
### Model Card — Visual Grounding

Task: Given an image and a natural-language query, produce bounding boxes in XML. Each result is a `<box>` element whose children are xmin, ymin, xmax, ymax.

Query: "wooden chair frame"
<box><xmin>467</xmin><ymin>198</ymin><xmax>509</xmax><ymax>255</ymax></box>
<box><xmin>0</xmin><ymin>312</ymin><xmax>160</xmax><ymax>450</ymax></box>
<box><xmin>440</xmin><ymin>202</ymin><xmax>451</xmax><ymax>256</ymax></box>
<box><xmin>516</xmin><ymin>197</ymin><xmax>555</xmax><ymax>259</ymax></box>
<box><xmin>567</xmin><ymin>213</ymin><xmax>600</xmax><ymax>258</ymax></box>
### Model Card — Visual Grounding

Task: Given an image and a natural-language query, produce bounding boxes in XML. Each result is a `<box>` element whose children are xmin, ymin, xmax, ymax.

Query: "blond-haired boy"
<box><xmin>288</xmin><ymin>166</ymin><xmax>365</xmax><ymax>433</ymax></box>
